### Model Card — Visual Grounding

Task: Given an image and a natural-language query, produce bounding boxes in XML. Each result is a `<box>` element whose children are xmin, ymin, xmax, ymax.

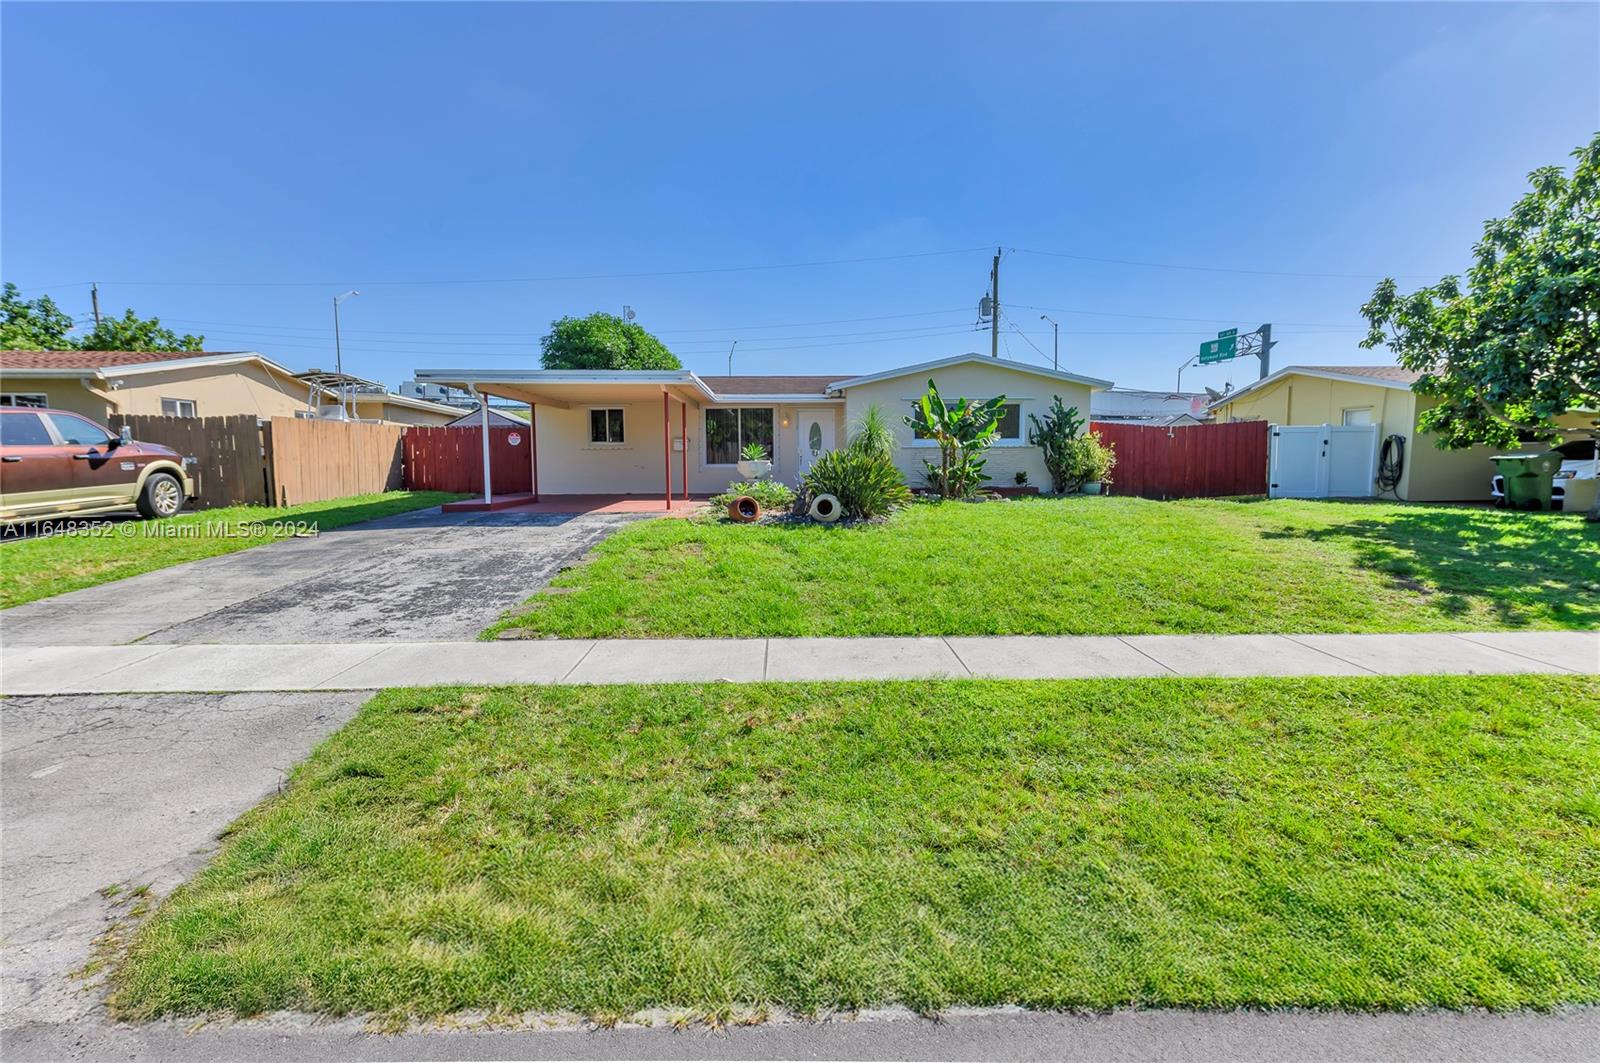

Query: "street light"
<box><xmin>333</xmin><ymin>290</ymin><xmax>360</xmax><ymax>419</ymax></box>
<box><xmin>1039</xmin><ymin>314</ymin><xmax>1059</xmax><ymax>371</ymax></box>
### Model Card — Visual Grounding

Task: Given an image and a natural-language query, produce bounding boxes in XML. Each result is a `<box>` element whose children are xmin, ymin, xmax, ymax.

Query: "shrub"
<box><xmin>1026</xmin><ymin>395</ymin><xmax>1086</xmax><ymax>494</ymax></box>
<box><xmin>1064</xmin><ymin>431</ymin><xmax>1117</xmax><ymax>489</ymax></box>
<box><xmin>710</xmin><ymin>480</ymin><xmax>795</xmax><ymax>514</ymax></box>
<box><xmin>802</xmin><ymin>448</ymin><xmax>912</xmax><ymax>520</ymax></box>
<box><xmin>904</xmin><ymin>379</ymin><xmax>1007</xmax><ymax>499</ymax></box>
<box><xmin>848</xmin><ymin>403</ymin><xmax>896</xmax><ymax>464</ymax></box>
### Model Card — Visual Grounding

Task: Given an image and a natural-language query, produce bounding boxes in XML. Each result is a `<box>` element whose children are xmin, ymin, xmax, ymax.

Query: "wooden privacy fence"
<box><xmin>404</xmin><ymin>426</ymin><xmax>531</xmax><ymax>494</ymax></box>
<box><xmin>109</xmin><ymin>414</ymin><xmax>269</xmax><ymax>508</ymax></box>
<box><xmin>264</xmin><ymin>417</ymin><xmax>405</xmax><ymax>506</ymax></box>
<box><xmin>1090</xmin><ymin>420</ymin><xmax>1269</xmax><ymax>499</ymax></box>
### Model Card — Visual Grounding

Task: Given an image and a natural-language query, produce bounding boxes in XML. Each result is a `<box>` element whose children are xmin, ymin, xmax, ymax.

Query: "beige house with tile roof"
<box><xmin>1208</xmin><ymin>365</ymin><xmax>1598</xmax><ymax>502</ymax></box>
<box><xmin>0</xmin><ymin>350</ymin><xmax>460</xmax><ymax>425</ymax></box>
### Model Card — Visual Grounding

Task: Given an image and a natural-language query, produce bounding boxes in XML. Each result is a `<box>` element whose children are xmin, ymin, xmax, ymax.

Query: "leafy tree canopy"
<box><xmin>1</xmin><ymin>283</ymin><xmax>205</xmax><ymax>352</ymax></box>
<box><xmin>78</xmin><ymin>309</ymin><xmax>204</xmax><ymax>352</ymax></box>
<box><xmin>1360</xmin><ymin>133</ymin><xmax>1599</xmax><ymax>455</ymax></box>
<box><xmin>539</xmin><ymin>312</ymin><xmax>680</xmax><ymax>371</ymax></box>
<box><xmin>1</xmin><ymin>283</ymin><xmax>77</xmax><ymax>350</ymax></box>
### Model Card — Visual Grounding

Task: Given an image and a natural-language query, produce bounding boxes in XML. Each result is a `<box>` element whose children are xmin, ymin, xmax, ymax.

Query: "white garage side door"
<box><xmin>1269</xmin><ymin>425</ymin><xmax>1326</xmax><ymax>498</ymax></box>
<box><xmin>1327</xmin><ymin>425</ymin><xmax>1378</xmax><ymax>497</ymax></box>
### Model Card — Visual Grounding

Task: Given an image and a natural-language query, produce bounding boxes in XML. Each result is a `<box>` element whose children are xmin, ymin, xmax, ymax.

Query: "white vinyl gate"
<box><xmin>1269</xmin><ymin>424</ymin><xmax>1378</xmax><ymax>499</ymax></box>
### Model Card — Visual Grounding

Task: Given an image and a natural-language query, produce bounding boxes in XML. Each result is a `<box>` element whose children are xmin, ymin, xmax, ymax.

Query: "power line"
<box><xmin>62</xmin><ymin>248</ymin><xmax>991</xmax><ymax>289</ymax></box>
<box><xmin>1009</xmin><ymin>246</ymin><xmax>1443</xmax><ymax>281</ymax></box>
<box><xmin>1008</xmin><ymin>302</ymin><xmax>1365</xmax><ymax>329</ymax></box>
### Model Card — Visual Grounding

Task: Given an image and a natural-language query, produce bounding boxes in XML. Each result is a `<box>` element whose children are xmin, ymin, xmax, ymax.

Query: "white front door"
<box><xmin>795</xmin><ymin>408</ymin><xmax>836</xmax><ymax>479</ymax></box>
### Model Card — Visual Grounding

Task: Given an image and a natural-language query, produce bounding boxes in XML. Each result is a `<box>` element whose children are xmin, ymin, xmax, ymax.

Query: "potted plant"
<box><xmin>1073</xmin><ymin>431</ymin><xmax>1117</xmax><ymax>494</ymax></box>
<box><xmin>736</xmin><ymin>441</ymin><xmax>773</xmax><ymax>479</ymax></box>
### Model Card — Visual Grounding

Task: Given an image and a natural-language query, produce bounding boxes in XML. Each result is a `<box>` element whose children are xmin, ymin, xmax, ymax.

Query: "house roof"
<box><xmin>698</xmin><ymin>375</ymin><xmax>842</xmax><ymax>396</ymax></box>
<box><xmin>826</xmin><ymin>353</ymin><xmax>1114</xmax><ymax>393</ymax></box>
<box><xmin>1207</xmin><ymin>364</ymin><xmax>1421</xmax><ymax>410</ymax></box>
<box><xmin>0</xmin><ymin>349</ymin><xmax>253</xmax><ymax>371</ymax></box>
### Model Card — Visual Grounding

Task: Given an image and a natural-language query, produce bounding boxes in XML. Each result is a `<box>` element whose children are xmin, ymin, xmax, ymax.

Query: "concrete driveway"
<box><xmin>1</xmin><ymin>508</ymin><xmax>643</xmax><ymax>646</ymax></box>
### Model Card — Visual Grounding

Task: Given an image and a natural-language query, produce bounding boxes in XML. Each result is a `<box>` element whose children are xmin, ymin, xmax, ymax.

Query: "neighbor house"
<box><xmin>0</xmin><ymin>350</ymin><xmax>460</xmax><ymax>426</ymax></box>
<box><xmin>1091</xmin><ymin>387</ymin><xmax>1211</xmax><ymax>426</ymax></box>
<box><xmin>1208</xmin><ymin>365</ymin><xmax>1598</xmax><ymax>503</ymax></box>
<box><xmin>414</xmin><ymin>353</ymin><xmax>1113</xmax><ymax>504</ymax></box>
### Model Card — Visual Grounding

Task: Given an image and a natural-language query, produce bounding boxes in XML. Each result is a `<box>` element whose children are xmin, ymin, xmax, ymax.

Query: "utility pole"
<box><xmin>333</xmin><ymin>290</ymin><xmax>360</xmax><ymax>419</ymax></box>
<box><xmin>1040</xmin><ymin>314</ymin><xmax>1059</xmax><ymax>371</ymax></box>
<box><xmin>727</xmin><ymin>340</ymin><xmax>738</xmax><ymax>375</ymax></box>
<box><xmin>90</xmin><ymin>283</ymin><xmax>102</xmax><ymax>329</ymax></box>
<box><xmin>990</xmin><ymin>247</ymin><xmax>1001</xmax><ymax>358</ymax></box>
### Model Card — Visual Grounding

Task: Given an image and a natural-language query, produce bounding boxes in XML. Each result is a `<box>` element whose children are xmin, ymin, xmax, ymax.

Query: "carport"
<box><xmin>412</xmin><ymin>369</ymin><xmax>716</xmax><ymax>512</ymax></box>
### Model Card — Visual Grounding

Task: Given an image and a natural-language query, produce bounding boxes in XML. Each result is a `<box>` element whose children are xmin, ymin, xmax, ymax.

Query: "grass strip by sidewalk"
<box><xmin>0</xmin><ymin>491</ymin><xmax>463</xmax><ymax>608</ymax></box>
<box><xmin>486</xmin><ymin>497</ymin><xmax>1600</xmax><ymax>639</ymax></box>
<box><xmin>112</xmin><ymin>676</ymin><xmax>1600</xmax><ymax>1020</ymax></box>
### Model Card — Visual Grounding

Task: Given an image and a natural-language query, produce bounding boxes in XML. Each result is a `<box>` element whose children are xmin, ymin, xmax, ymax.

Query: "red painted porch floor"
<box><xmin>442</xmin><ymin>493</ymin><xmax>711</xmax><ymax>516</ymax></box>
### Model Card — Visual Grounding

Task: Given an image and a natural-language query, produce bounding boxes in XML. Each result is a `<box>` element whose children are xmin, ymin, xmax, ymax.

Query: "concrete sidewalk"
<box><xmin>2</xmin><ymin>631</ymin><xmax>1593</xmax><ymax>695</ymax></box>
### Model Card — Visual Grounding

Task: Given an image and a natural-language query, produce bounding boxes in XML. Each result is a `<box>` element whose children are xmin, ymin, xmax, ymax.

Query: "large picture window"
<box><xmin>909</xmin><ymin>401</ymin><xmax>1020</xmax><ymax>440</ymax></box>
<box><xmin>589</xmin><ymin>408</ymin><xmax>625</xmax><ymax>444</ymax></box>
<box><xmin>705</xmin><ymin>407</ymin><xmax>774</xmax><ymax>464</ymax></box>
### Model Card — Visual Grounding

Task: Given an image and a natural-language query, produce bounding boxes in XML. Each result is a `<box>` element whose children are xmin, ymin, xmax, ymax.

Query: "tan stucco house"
<box><xmin>0</xmin><ymin>350</ymin><xmax>460</xmax><ymax>425</ymax></box>
<box><xmin>1208</xmin><ymin>364</ymin><xmax>1597</xmax><ymax>503</ymax></box>
<box><xmin>414</xmin><ymin>354</ymin><xmax>1113</xmax><ymax>505</ymax></box>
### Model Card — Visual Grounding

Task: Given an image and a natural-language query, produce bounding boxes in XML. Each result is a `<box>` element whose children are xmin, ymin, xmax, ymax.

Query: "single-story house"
<box><xmin>1208</xmin><ymin>364</ymin><xmax>1597</xmax><ymax>502</ymax></box>
<box><xmin>414</xmin><ymin>353</ymin><xmax>1114</xmax><ymax>506</ymax></box>
<box><xmin>443</xmin><ymin>407</ymin><xmax>530</xmax><ymax>428</ymax></box>
<box><xmin>0</xmin><ymin>350</ymin><xmax>461</xmax><ymax>426</ymax></box>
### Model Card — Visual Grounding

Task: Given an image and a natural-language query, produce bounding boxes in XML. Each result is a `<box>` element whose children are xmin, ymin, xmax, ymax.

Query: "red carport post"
<box><xmin>680</xmin><ymin>400</ymin><xmax>688</xmax><ymax>503</ymax></box>
<box><xmin>477</xmin><ymin>390</ymin><xmax>492</xmax><ymax>506</ymax></box>
<box><xmin>529</xmin><ymin>403</ymin><xmax>539</xmax><ymax>502</ymax></box>
<box><xmin>662</xmin><ymin>390</ymin><xmax>671</xmax><ymax>510</ymax></box>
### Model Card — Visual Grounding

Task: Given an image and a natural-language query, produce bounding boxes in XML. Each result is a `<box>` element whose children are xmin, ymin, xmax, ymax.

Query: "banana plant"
<box><xmin>904</xmin><ymin>379</ymin><xmax>1008</xmax><ymax>498</ymax></box>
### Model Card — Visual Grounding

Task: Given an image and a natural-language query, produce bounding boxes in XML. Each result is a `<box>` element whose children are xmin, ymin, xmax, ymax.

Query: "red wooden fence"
<box><xmin>1090</xmin><ymin>420</ymin><xmax>1268</xmax><ymax>499</ymax></box>
<box><xmin>404</xmin><ymin>426</ymin><xmax>532</xmax><ymax>494</ymax></box>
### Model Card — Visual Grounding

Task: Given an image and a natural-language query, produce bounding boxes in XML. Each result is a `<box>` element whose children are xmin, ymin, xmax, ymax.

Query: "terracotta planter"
<box><xmin>727</xmin><ymin>496</ymin><xmax>762</xmax><ymax>523</ymax></box>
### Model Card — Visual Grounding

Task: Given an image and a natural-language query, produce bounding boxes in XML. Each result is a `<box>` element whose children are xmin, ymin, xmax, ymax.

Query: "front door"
<box><xmin>795</xmin><ymin>408</ymin><xmax>836</xmax><ymax>479</ymax></box>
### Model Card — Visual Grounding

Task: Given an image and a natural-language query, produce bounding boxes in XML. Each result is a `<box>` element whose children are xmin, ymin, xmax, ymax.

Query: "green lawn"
<box><xmin>488</xmin><ymin>498</ymin><xmax>1600</xmax><ymax>638</ymax></box>
<box><xmin>112</xmin><ymin>677</ymin><xmax>1600</xmax><ymax>1020</ymax></box>
<box><xmin>0</xmin><ymin>491</ymin><xmax>462</xmax><ymax>608</ymax></box>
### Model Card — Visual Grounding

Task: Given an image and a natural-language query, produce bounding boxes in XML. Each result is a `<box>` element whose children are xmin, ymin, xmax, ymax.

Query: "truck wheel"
<box><xmin>137</xmin><ymin>472</ymin><xmax>185</xmax><ymax>519</ymax></box>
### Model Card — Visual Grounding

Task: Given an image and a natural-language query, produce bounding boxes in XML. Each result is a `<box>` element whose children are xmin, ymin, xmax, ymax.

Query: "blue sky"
<box><xmin>3</xmin><ymin>2</ymin><xmax>1596</xmax><ymax>392</ymax></box>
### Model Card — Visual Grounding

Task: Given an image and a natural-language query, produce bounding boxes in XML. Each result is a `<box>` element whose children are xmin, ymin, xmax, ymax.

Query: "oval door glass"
<box><xmin>808</xmin><ymin>422</ymin><xmax>823</xmax><ymax>455</ymax></box>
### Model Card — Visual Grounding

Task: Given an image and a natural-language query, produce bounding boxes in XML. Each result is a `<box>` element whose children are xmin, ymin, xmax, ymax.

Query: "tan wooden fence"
<box><xmin>107</xmin><ymin>415</ymin><xmax>407</xmax><ymax>510</ymax></box>
<box><xmin>264</xmin><ymin>417</ymin><xmax>405</xmax><ymax>506</ymax></box>
<box><xmin>109</xmin><ymin>414</ymin><xmax>269</xmax><ymax>508</ymax></box>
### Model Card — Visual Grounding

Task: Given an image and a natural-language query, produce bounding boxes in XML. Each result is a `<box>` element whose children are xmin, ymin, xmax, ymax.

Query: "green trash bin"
<box><xmin>1491</xmin><ymin>451</ymin><xmax>1563</xmax><ymax>511</ymax></box>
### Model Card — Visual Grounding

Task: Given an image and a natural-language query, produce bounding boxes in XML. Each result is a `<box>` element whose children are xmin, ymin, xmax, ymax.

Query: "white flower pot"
<box><xmin>737</xmin><ymin>459</ymin><xmax>773</xmax><ymax>479</ymax></box>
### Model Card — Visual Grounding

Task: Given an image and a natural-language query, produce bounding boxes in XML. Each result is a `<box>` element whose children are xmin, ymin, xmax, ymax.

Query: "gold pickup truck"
<box><xmin>0</xmin><ymin>406</ymin><xmax>193</xmax><ymax>523</ymax></box>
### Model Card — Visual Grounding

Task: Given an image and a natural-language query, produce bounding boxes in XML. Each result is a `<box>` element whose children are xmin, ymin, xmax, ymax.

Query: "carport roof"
<box><xmin>411</xmin><ymin>368</ymin><xmax>844</xmax><ymax>406</ymax></box>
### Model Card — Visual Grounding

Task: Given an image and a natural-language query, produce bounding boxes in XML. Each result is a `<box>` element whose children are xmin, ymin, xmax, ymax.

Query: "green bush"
<box><xmin>1027</xmin><ymin>396</ymin><xmax>1086</xmax><ymax>494</ymax></box>
<box><xmin>1064</xmin><ymin>431</ymin><xmax>1117</xmax><ymax>489</ymax></box>
<box><xmin>848</xmin><ymin>403</ymin><xmax>896</xmax><ymax>464</ymax></box>
<box><xmin>803</xmin><ymin>448</ymin><xmax>912</xmax><ymax>520</ymax></box>
<box><xmin>710</xmin><ymin>480</ymin><xmax>796</xmax><ymax>513</ymax></box>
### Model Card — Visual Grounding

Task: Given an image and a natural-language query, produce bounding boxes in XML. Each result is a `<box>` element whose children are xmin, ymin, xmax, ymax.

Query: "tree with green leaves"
<box><xmin>1</xmin><ymin>283</ymin><xmax>77</xmax><ymax>349</ymax></box>
<box><xmin>1360</xmin><ymin>132</ymin><xmax>1600</xmax><ymax>519</ymax></box>
<box><xmin>905</xmin><ymin>379</ymin><xmax>1008</xmax><ymax>498</ymax></box>
<box><xmin>79</xmin><ymin>308</ymin><xmax>204</xmax><ymax>352</ymax></box>
<box><xmin>539</xmin><ymin>312</ymin><xmax>680</xmax><ymax>371</ymax></box>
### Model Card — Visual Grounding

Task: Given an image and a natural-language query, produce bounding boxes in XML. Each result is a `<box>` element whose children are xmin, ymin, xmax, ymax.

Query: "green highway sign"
<box><xmin>1198</xmin><ymin>335</ymin><xmax>1238</xmax><ymax>364</ymax></box>
<box><xmin>1217</xmin><ymin>328</ymin><xmax>1238</xmax><ymax>339</ymax></box>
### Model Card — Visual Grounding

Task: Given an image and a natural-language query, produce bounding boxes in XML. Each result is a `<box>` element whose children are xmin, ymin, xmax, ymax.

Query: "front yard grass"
<box><xmin>112</xmin><ymin>676</ymin><xmax>1600</xmax><ymax>1020</ymax></box>
<box><xmin>0</xmin><ymin>491</ymin><xmax>463</xmax><ymax>608</ymax></box>
<box><xmin>488</xmin><ymin>497</ymin><xmax>1600</xmax><ymax>638</ymax></box>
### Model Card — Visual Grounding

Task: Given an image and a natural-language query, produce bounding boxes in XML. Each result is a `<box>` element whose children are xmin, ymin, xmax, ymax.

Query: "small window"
<box><xmin>997</xmin><ymin>403</ymin><xmax>1022</xmax><ymax>439</ymax></box>
<box><xmin>705</xmin><ymin>407</ymin><xmax>774</xmax><ymax>464</ymax></box>
<box><xmin>45</xmin><ymin>412</ymin><xmax>114</xmax><ymax>446</ymax></box>
<box><xmin>0</xmin><ymin>412</ymin><xmax>53</xmax><ymax>446</ymax></box>
<box><xmin>589</xmin><ymin>408</ymin><xmax>625</xmax><ymax>444</ymax></box>
<box><xmin>1341</xmin><ymin>407</ymin><xmax>1374</xmax><ymax>427</ymax></box>
<box><xmin>0</xmin><ymin>393</ymin><xmax>49</xmax><ymax>409</ymax></box>
<box><xmin>161</xmin><ymin>398</ymin><xmax>198</xmax><ymax>418</ymax></box>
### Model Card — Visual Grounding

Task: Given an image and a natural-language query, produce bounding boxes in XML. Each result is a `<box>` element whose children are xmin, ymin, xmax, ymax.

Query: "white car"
<box><xmin>1490</xmin><ymin>438</ymin><xmax>1599</xmax><ymax>510</ymax></box>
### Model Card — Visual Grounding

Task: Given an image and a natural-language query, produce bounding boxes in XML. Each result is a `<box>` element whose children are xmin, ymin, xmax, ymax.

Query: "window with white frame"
<box><xmin>161</xmin><ymin>397</ymin><xmax>198</xmax><ymax>418</ymax></box>
<box><xmin>705</xmin><ymin>407</ymin><xmax>774</xmax><ymax>464</ymax></box>
<box><xmin>0</xmin><ymin>393</ymin><xmax>49</xmax><ymax>409</ymax></box>
<box><xmin>588</xmin><ymin>407</ymin><xmax>625</xmax><ymax>444</ymax></box>
<box><xmin>909</xmin><ymin>401</ymin><xmax>1021</xmax><ymax>441</ymax></box>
